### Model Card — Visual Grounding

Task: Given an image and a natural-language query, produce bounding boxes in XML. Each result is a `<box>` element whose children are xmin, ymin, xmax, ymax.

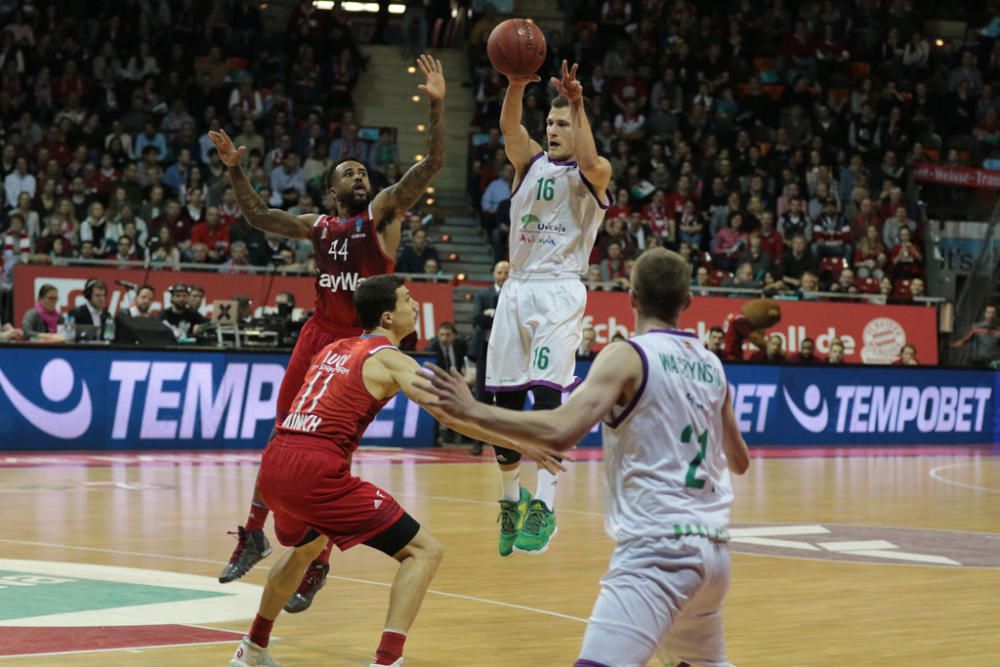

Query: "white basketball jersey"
<box><xmin>601</xmin><ymin>330</ymin><xmax>733</xmax><ymax>543</ymax></box>
<box><xmin>507</xmin><ymin>152</ymin><xmax>610</xmax><ymax>278</ymax></box>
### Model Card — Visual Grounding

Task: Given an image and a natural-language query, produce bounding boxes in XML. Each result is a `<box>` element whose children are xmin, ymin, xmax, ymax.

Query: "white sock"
<box><xmin>499</xmin><ymin>467</ymin><xmax>521</xmax><ymax>501</ymax></box>
<box><xmin>535</xmin><ymin>468</ymin><xmax>559</xmax><ymax>509</ymax></box>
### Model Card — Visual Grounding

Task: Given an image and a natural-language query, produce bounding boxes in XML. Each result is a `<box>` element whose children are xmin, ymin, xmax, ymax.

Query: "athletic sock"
<box><xmin>535</xmin><ymin>468</ymin><xmax>558</xmax><ymax>509</ymax></box>
<box><xmin>500</xmin><ymin>467</ymin><xmax>521</xmax><ymax>501</ymax></box>
<box><xmin>315</xmin><ymin>539</ymin><xmax>335</xmax><ymax>565</ymax></box>
<box><xmin>249</xmin><ymin>613</ymin><xmax>274</xmax><ymax>648</ymax></box>
<box><xmin>245</xmin><ymin>501</ymin><xmax>269</xmax><ymax>532</ymax></box>
<box><xmin>374</xmin><ymin>629</ymin><xmax>407</xmax><ymax>665</ymax></box>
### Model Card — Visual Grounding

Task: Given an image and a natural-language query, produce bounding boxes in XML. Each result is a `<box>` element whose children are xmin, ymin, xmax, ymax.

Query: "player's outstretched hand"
<box><xmin>549</xmin><ymin>59</ymin><xmax>583</xmax><ymax>103</ymax></box>
<box><xmin>416</xmin><ymin>54</ymin><xmax>446</xmax><ymax>103</ymax></box>
<box><xmin>418</xmin><ymin>363</ymin><xmax>569</xmax><ymax>473</ymax></box>
<box><xmin>418</xmin><ymin>362</ymin><xmax>480</xmax><ymax>421</ymax></box>
<box><xmin>208</xmin><ymin>129</ymin><xmax>246</xmax><ymax>168</ymax></box>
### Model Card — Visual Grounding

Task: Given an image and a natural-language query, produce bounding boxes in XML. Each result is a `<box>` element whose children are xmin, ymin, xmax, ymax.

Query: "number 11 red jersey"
<box><xmin>277</xmin><ymin>335</ymin><xmax>396</xmax><ymax>456</ymax></box>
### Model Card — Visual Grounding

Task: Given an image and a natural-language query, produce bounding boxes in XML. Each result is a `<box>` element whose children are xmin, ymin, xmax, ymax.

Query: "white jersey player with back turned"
<box><xmin>485</xmin><ymin>60</ymin><xmax>613</xmax><ymax>557</ymax></box>
<box><xmin>421</xmin><ymin>248</ymin><xmax>750</xmax><ymax>667</ymax></box>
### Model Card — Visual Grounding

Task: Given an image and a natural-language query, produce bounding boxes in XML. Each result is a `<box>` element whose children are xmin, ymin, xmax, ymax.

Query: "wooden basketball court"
<box><xmin>1</xmin><ymin>448</ymin><xmax>998</xmax><ymax>665</ymax></box>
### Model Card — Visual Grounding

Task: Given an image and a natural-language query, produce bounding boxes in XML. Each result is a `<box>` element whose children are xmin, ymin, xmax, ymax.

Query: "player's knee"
<box><xmin>493</xmin><ymin>445</ymin><xmax>522</xmax><ymax>466</ymax></box>
<box><xmin>422</xmin><ymin>533</ymin><xmax>444</xmax><ymax>569</ymax></box>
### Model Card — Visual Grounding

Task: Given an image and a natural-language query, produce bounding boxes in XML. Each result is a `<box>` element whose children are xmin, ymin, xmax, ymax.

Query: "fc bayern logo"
<box><xmin>860</xmin><ymin>317</ymin><xmax>906</xmax><ymax>364</ymax></box>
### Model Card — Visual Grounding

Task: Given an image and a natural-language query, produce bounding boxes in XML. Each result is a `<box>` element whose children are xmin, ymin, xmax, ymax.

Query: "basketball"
<box><xmin>487</xmin><ymin>18</ymin><xmax>547</xmax><ymax>77</ymax></box>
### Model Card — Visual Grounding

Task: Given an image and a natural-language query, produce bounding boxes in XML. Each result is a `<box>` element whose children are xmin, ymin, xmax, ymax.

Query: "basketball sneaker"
<box><xmin>284</xmin><ymin>561</ymin><xmax>329</xmax><ymax>613</ymax></box>
<box><xmin>513</xmin><ymin>499</ymin><xmax>557</xmax><ymax>554</ymax></box>
<box><xmin>219</xmin><ymin>527</ymin><xmax>272</xmax><ymax>583</ymax></box>
<box><xmin>368</xmin><ymin>659</ymin><xmax>403</xmax><ymax>667</ymax></box>
<box><xmin>229</xmin><ymin>636</ymin><xmax>280</xmax><ymax>667</ymax></box>
<box><xmin>497</xmin><ymin>486</ymin><xmax>531</xmax><ymax>557</ymax></box>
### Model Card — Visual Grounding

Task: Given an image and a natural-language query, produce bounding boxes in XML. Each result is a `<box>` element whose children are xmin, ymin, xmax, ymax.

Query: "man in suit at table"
<box><xmin>470</xmin><ymin>260</ymin><xmax>510</xmax><ymax>454</ymax></box>
<box><xmin>424</xmin><ymin>321</ymin><xmax>469</xmax><ymax>444</ymax></box>
<box><xmin>69</xmin><ymin>278</ymin><xmax>112</xmax><ymax>340</ymax></box>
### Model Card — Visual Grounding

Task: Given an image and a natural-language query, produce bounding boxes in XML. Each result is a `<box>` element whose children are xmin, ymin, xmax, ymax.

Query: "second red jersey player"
<box><xmin>276</xmin><ymin>203</ymin><xmax>396</xmax><ymax>426</ymax></box>
<box><xmin>210</xmin><ymin>52</ymin><xmax>449</xmax><ymax>615</ymax></box>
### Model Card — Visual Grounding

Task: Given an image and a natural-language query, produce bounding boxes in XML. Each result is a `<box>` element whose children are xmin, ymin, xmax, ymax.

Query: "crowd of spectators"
<box><xmin>467</xmin><ymin>0</ymin><xmax>1000</xmax><ymax>304</ymax></box>
<box><xmin>0</xmin><ymin>0</ymin><xmax>450</xmax><ymax>326</ymax></box>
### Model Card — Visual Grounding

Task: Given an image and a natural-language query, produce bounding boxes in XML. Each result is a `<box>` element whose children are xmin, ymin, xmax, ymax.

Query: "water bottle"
<box><xmin>64</xmin><ymin>313</ymin><xmax>76</xmax><ymax>342</ymax></box>
<box><xmin>103</xmin><ymin>315</ymin><xmax>116</xmax><ymax>342</ymax></box>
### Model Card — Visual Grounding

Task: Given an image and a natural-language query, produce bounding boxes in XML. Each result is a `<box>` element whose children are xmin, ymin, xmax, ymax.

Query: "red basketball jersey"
<box><xmin>277</xmin><ymin>335</ymin><xmax>396</xmax><ymax>455</ymax></box>
<box><xmin>310</xmin><ymin>206</ymin><xmax>396</xmax><ymax>330</ymax></box>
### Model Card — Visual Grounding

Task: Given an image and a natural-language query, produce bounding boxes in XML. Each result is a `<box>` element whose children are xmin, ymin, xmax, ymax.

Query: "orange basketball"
<box><xmin>487</xmin><ymin>19</ymin><xmax>547</xmax><ymax>77</ymax></box>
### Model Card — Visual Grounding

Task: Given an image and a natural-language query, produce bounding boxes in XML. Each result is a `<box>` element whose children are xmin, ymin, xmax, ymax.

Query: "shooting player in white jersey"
<box><xmin>484</xmin><ymin>60</ymin><xmax>613</xmax><ymax>556</ymax></box>
<box><xmin>421</xmin><ymin>248</ymin><xmax>750</xmax><ymax>667</ymax></box>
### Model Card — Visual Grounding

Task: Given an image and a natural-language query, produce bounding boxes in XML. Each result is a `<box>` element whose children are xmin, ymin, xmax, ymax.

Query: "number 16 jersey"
<box><xmin>601</xmin><ymin>330</ymin><xmax>734</xmax><ymax>543</ymax></box>
<box><xmin>507</xmin><ymin>152</ymin><xmax>611</xmax><ymax>278</ymax></box>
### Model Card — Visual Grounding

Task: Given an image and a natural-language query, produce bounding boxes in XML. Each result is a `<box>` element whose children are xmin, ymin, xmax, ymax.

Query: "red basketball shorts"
<box><xmin>275</xmin><ymin>316</ymin><xmax>360</xmax><ymax>425</ymax></box>
<box><xmin>258</xmin><ymin>434</ymin><xmax>405</xmax><ymax>550</ymax></box>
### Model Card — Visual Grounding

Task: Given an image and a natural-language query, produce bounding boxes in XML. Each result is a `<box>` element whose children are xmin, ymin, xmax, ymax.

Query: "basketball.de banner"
<box><xmin>0</xmin><ymin>349</ymin><xmax>994</xmax><ymax>450</ymax></box>
<box><xmin>583</xmin><ymin>291</ymin><xmax>939</xmax><ymax>364</ymax></box>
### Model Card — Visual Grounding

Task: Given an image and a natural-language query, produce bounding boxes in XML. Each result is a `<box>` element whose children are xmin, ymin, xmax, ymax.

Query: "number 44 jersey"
<box><xmin>311</xmin><ymin>205</ymin><xmax>396</xmax><ymax>329</ymax></box>
<box><xmin>507</xmin><ymin>151</ymin><xmax>611</xmax><ymax>278</ymax></box>
<box><xmin>601</xmin><ymin>329</ymin><xmax>734</xmax><ymax>543</ymax></box>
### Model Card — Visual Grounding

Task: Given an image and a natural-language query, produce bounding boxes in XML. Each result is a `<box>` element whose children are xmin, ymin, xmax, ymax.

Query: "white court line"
<box><xmin>0</xmin><ymin>538</ymin><xmax>589</xmax><ymax>625</ymax></box>
<box><xmin>929</xmin><ymin>463</ymin><xmax>1000</xmax><ymax>495</ymax></box>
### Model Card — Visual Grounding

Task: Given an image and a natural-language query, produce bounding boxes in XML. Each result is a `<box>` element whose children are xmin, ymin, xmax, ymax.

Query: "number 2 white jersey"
<box><xmin>601</xmin><ymin>330</ymin><xmax>734</xmax><ymax>543</ymax></box>
<box><xmin>507</xmin><ymin>151</ymin><xmax>611</xmax><ymax>278</ymax></box>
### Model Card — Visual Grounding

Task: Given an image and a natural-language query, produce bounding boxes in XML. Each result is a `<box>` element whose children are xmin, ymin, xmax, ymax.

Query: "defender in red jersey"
<box><xmin>213</xmin><ymin>55</ymin><xmax>450</xmax><ymax>615</ymax></box>
<box><xmin>227</xmin><ymin>276</ymin><xmax>563</xmax><ymax>667</ymax></box>
<box><xmin>721</xmin><ymin>298</ymin><xmax>782</xmax><ymax>360</ymax></box>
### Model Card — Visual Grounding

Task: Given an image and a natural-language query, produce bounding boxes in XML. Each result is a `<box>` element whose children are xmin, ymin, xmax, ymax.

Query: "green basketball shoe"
<box><xmin>497</xmin><ymin>486</ymin><xmax>531</xmax><ymax>557</ymax></box>
<box><xmin>513</xmin><ymin>499</ymin><xmax>557</xmax><ymax>555</ymax></box>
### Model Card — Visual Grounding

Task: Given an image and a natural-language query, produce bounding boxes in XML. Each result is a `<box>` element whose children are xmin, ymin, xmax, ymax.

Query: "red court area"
<box><xmin>0</xmin><ymin>625</ymin><xmax>245</xmax><ymax>657</ymax></box>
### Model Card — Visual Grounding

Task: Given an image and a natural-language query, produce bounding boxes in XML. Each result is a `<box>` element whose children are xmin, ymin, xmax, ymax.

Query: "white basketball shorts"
<box><xmin>577</xmin><ymin>535</ymin><xmax>733</xmax><ymax>667</ymax></box>
<box><xmin>485</xmin><ymin>276</ymin><xmax>586</xmax><ymax>392</ymax></box>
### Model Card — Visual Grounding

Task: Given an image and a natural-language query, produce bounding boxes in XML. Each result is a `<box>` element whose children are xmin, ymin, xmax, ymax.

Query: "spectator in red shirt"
<box><xmin>149</xmin><ymin>199</ymin><xmax>193</xmax><ymax>247</ymax></box>
<box><xmin>757</xmin><ymin>210</ymin><xmax>784</xmax><ymax>261</ymax></box>
<box><xmin>712</xmin><ymin>212</ymin><xmax>749</xmax><ymax>271</ymax></box>
<box><xmin>853</xmin><ymin>224</ymin><xmax>887</xmax><ymax>279</ymax></box>
<box><xmin>610</xmin><ymin>68</ymin><xmax>650</xmax><ymax>113</ymax></box>
<box><xmin>189</xmin><ymin>206</ymin><xmax>230</xmax><ymax>262</ymax></box>
<box><xmin>889</xmin><ymin>226</ymin><xmax>923</xmax><ymax>279</ymax></box>
<box><xmin>665</xmin><ymin>174</ymin><xmax>695</xmax><ymax>220</ymax></box>
<box><xmin>53</xmin><ymin>60</ymin><xmax>89</xmax><ymax>102</ymax></box>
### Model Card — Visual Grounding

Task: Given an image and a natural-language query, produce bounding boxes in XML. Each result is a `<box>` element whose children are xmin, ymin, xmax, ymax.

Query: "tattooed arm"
<box><xmin>210</xmin><ymin>129</ymin><xmax>315</xmax><ymax>239</ymax></box>
<box><xmin>370</xmin><ymin>54</ymin><xmax>446</xmax><ymax>258</ymax></box>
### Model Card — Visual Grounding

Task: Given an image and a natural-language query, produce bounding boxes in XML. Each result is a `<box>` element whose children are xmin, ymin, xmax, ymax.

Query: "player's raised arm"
<box><xmin>499</xmin><ymin>73</ymin><xmax>544</xmax><ymax>172</ymax></box>
<box><xmin>550</xmin><ymin>60</ymin><xmax>612</xmax><ymax>195</ymax></box>
<box><xmin>210</xmin><ymin>129</ymin><xmax>315</xmax><ymax>239</ymax></box>
<box><xmin>370</xmin><ymin>347</ymin><xmax>565</xmax><ymax>472</ymax></box>
<box><xmin>370</xmin><ymin>54</ymin><xmax>445</xmax><ymax>245</ymax></box>
<box><xmin>420</xmin><ymin>341</ymin><xmax>642</xmax><ymax>452</ymax></box>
